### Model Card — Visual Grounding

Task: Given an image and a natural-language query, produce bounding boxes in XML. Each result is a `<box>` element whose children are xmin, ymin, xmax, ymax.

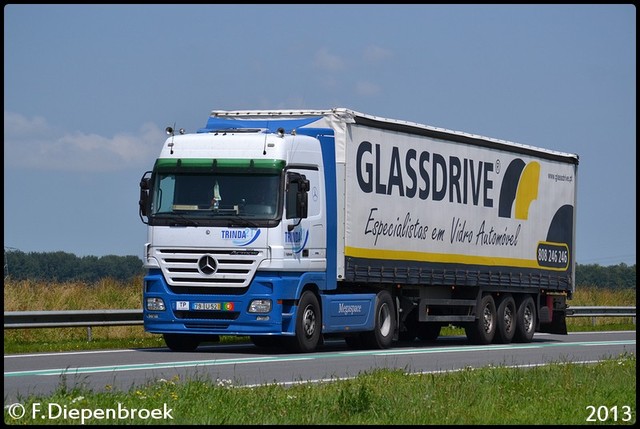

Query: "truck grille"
<box><xmin>155</xmin><ymin>248</ymin><xmax>264</xmax><ymax>289</ymax></box>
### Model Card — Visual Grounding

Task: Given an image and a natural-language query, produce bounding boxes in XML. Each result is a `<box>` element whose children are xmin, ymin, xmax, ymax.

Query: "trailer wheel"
<box><xmin>465</xmin><ymin>294</ymin><xmax>496</xmax><ymax>345</ymax></box>
<box><xmin>495</xmin><ymin>294</ymin><xmax>516</xmax><ymax>344</ymax></box>
<box><xmin>362</xmin><ymin>290</ymin><xmax>396</xmax><ymax>349</ymax></box>
<box><xmin>285</xmin><ymin>291</ymin><xmax>321</xmax><ymax>353</ymax></box>
<box><xmin>514</xmin><ymin>296</ymin><xmax>536</xmax><ymax>343</ymax></box>
<box><xmin>163</xmin><ymin>334</ymin><xmax>201</xmax><ymax>352</ymax></box>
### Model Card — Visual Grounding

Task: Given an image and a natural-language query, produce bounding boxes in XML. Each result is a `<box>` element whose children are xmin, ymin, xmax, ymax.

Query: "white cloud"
<box><xmin>363</xmin><ymin>45</ymin><xmax>393</xmax><ymax>63</ymax></box>
<box><xmin>4</xmin><ymin>111</ymin><xmax>164</xmax><ymax>172</ymax></box>
<box><xmin>355</xmin><ymin>81</ymin><xmax>381</xmax><ymax>96</ymax></box>
<box><xmin>313</xmin><ymin>48</ymin><xmax>345</xmax><ymax>72</ymax></box>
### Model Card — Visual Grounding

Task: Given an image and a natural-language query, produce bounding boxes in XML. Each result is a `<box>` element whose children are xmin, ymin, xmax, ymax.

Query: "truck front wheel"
<box><xmin>285</xmin><ymin>291</ymin><xmax>322</xmax><ymax>353</ymax></box>
<box><xmin>362</xmin><ymin>290</ymin><xmax>396</xmax><ymax>349</ymax></box>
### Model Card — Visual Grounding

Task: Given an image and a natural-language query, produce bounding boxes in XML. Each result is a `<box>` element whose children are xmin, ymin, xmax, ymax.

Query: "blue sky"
<box><xmin>4</xmin><ymin>4</ymin><xmax>636</xmax><ymax>266</ymax></box>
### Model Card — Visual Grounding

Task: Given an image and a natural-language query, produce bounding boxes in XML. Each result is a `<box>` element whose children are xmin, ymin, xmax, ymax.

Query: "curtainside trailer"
<box><xmin>139</xmin><ymin>108</ymin><xmax>579</xmax><ymax>352</ymax></box>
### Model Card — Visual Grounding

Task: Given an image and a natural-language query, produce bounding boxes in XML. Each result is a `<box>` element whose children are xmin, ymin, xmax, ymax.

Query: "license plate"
<box><xmin>193</xmin><ymin>302</ymin><xmax>221</xmax><ymax>311</ymax></box>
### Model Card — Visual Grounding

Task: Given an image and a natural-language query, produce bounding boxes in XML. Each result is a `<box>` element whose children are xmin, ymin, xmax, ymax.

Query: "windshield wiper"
<box><xmin>160</xmin><ymin>213</ymin><xmax>200</xmax><ymax>226</ymax></box>
<box><xmin>218</xmin><ymin>214</ymin><xmax>260</xmax><ymax>228</ymax></box>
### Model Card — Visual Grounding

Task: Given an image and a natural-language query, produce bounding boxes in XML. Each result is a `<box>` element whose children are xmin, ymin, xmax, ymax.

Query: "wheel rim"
<box><xmin>504</xmin><ymin>305</ymin><xmax>514</xmax><ymax>333</ymax></box>
<box><xmin>379</xmin><ymin>303</ymin><xmax>392</xmax><ymax>337</ymax></box>
<box><xmin>482</xmin><ymin>304</ymin><xmax>494</xmax><ymax>333</ymax></box>
<box><xmin>302</xmin><ymin>305</ymin><xmax>316</xmax><ymax>338</ymax></box>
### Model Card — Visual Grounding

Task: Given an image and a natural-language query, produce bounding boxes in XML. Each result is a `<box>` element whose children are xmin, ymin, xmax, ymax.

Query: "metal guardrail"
<box><xmin>566</xmin><ymin>306</ymin><xmax>636</xmax><ymax>318</ymax></box>
<box><xmin>3</xmin><ymin>309</ymin><xmax>143</xmax><ymax>341</ymax></box>
<box><xmin>3</xmin><ymin>309</ymin><xmax>143</xmax><ymax>329</ymax></box>
<box><xmin>3</xmin><ymin>306</ymin><xmax>636</xmax><ymax>330</ymax></box>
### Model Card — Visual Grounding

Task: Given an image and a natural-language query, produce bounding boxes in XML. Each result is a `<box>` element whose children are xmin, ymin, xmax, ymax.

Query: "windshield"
<box><xmin>149</xmin><ymin>161</ymin><xmax>283</xmax><ymax>227</ymax></box>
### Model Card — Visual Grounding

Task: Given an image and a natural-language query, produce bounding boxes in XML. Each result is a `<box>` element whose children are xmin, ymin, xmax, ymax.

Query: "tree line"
<box><xmin>4</xmin><ymin>250</ymin><xmax>143</xmax><ymax>283</ymax></box>
<box><xmin>3</xmin><ymin>249</ymin><xmax>636</xmax><ymax>289</ymax></box>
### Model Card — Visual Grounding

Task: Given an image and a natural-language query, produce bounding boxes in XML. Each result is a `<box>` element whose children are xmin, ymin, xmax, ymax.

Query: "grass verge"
<box><xmin>5</xmin><ymin>354</ymin><xmax>635</xmax><ymax>425</ymax></box>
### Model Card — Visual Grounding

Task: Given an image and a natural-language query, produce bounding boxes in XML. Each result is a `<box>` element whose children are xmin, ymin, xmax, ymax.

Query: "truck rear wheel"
<box><xmin>513</xmin><ymin>296</ymin><xmax>536</xmax><ymax>343</ymax></box>
<box><xmin>495</xmin><ymin>294</ymin><xmax>516</xmax><ymax>344</ymax></box>
<box><xmin>285</xmin><ymin>291</ymin><xmax>321</xmax><ymax>353</ymax></box>
<box><xmin>465</xmin><ymin>294</ymin><xmax>497</xmax><ymax>345</ymax></box>
<box><xmin>163</xmin><ymin>333</ymin><xmax>201</xmax><ymax>352</ymax></box>
<box><xmin>361</xmin><ymin>290</ymin><xmax>396</xmax><ymax>349</ymax></box>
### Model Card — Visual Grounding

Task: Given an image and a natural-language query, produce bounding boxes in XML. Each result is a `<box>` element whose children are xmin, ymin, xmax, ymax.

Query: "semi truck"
<box><xmin>138</xmin><ymin>108</ymin><xmax>579</xmax><ymax>353</ymax></box>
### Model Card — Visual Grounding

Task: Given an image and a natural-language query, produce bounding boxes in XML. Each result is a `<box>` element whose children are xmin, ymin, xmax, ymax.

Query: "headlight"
<box><xmin>146</xmin><ymin>297</ymin><xmax>166</xmax><ymax>311</ymax></box>
<box><xmin>248</xmin><ymin>299</ymin><xmax>272</xmax><ymax>313</ymax></box>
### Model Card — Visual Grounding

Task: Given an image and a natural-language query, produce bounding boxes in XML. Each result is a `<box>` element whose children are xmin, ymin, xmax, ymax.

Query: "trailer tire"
<box><xmin>495</xmin><ymin>294</ymin><xmax>516</xmax><ymax>344</ymax></box>
<box><xmin>465</xmin><ymin>294</ymin><xmax>497</xmax><ymax>345</ymax></box>
<box><xmin>285</xmin><ymin>291</ymin><xmax>321</xmax><ymax>353</ymax></box>
<box><xmin>361</xmin><ymin>290</ymin><xmax>396</xmax><ymax>349</ymax></box>
<box><xmin>163</xmin><ymin>334</ymin><xmax>201</xmax><ymax>352</ymax></box>
<box><xmin>514</xmin><ymin>296</ymin><xmax>536</xmax><ymax>343</ymax></box>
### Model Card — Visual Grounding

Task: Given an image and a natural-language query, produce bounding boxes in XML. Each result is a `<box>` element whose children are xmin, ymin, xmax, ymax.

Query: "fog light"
<box><xmin>248</xmin><ymin>299</ymin><xmax>272</xmax><ymax>313</ymax></box>
<box><xmin>146</xmin><ymin>297</ymin><xmax>166</xmax><ymax>311</ymax></box>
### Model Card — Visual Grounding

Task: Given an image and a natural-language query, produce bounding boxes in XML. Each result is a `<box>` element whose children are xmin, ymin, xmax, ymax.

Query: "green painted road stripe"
<box><xmin>4</xmin><ymin>339</ymin><xmax>634</xmax><ymax>378</ymax></box>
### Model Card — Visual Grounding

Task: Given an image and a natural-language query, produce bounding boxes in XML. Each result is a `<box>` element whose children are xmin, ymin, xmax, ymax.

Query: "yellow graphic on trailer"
<box><xmin>514</xmin><ymin>161</ymin><xmax>540</xmax><ymax>220</ymax></box>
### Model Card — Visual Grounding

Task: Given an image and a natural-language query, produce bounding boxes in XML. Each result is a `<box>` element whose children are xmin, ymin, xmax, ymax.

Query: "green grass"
<box><xmin>3</xmin><ymin>280</ymin><xmax>636</xmax><ymax>425</ymax></box>
<box><xmin>3</xmin><ymin>279</ymin><xmax>636</xmax><ymax>355</ymax></box>
<box><xmin>5</xmin><ymin>354</ymin><xmax>635</xmax><ymax>425</ymax></box>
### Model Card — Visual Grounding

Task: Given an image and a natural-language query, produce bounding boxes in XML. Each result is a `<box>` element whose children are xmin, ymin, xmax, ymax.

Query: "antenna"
<box><xmin>262</xmin><ymin>121</ymin><xmax>269</xmax><ymax>155</ymax></box>
<box><xmin>166</xmin><ymin>122</ymin><xmax>176</xmax><ymax>154</ymax></box>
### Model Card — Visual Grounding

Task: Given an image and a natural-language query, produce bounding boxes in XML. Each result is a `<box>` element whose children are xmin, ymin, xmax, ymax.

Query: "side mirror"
<box><xmin>139</xmin><ymin>172</ymin><xmax>152</xmax><ymax>222</ymax></box>
<box><xmin>286</xmin><ymin>172</ymin><xmax>309</xmax><ymax>223</ymax></box>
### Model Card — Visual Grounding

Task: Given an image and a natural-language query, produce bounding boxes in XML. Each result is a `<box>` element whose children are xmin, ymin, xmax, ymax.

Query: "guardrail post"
<box><xmin>87</xmin><ymin>326</ymin><xmax>92</xmax><ymax>341</ymax></box>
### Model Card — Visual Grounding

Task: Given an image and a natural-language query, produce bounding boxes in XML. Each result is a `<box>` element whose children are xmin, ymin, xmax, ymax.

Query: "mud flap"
<box><xmin>539</xmin><ymin>294</ymin><xmax>568</xmax><ymax>334</ymax></box>
<box><xmin>539</xmin><ymin>310</ymin><xmax>567</xmax><ymax>334</ymax></box>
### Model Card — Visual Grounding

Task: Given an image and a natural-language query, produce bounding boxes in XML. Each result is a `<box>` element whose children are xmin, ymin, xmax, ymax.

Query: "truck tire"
<box><xmin>495</xmin><ymin>294</ymin><xmax>516</xmax><ymax>344</ymax></box>
<box><xmin>361</xmin><ymin>290</ymin><xmax>396</xmax><ymax>349</ymax></box>
<box><xmin>513</xmin><ymin>296</ymin><xmax>536</xmax><ymax>343</ymax></box>
<box><xmin>285</xmin><ymin>291</ymin><xmax>321</xmax><ymax>353</ymax></box>
<box><xmin>465</xmin><ymin>294</ymin><xmax>497</xmax><ymax>345</ymax></box>
<box><xmin>163</xmin><ymin>333</ymin><xmax>201</xmax><ymax>352</ymax></box>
